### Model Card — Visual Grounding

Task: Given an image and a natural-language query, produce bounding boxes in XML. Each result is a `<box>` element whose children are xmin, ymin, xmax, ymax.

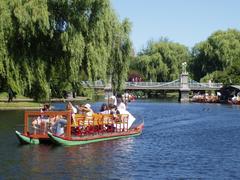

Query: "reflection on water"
<box><xmin>1</xmin><ymin>101</ymin><xmax>240</xmax><ymax>179</ymax></box>
<box><xmin>8</xmin><ymin>137</ymin><xmax>136</xmax><ymax>179</ymax></box>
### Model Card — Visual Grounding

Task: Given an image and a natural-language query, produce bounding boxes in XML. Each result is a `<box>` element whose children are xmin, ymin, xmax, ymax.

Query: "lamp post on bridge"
<box><xmin>179</xmin><ymin>62</ymin><xmax>190</xmax><ymax>102</ymax></box>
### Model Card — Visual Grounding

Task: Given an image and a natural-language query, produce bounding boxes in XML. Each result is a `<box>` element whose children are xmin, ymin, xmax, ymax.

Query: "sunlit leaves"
<box><xmin>0</xmin><ymin>0</ymin><xmax>132</xmax><ymax>99</ymax></box>
<box><xmin>132</xmin><ymin>40</ymin><xmax>190</xmax><ymax>82</ymax></box>
<box><xmin>190</xmin><ymin>29</ymin><xmax>240</xmax><ymax>84</ymax></box>
<box><xmin>13</xmin><ymin>0</ymin><xmax>50</xmax><ymax>38</ymax></box>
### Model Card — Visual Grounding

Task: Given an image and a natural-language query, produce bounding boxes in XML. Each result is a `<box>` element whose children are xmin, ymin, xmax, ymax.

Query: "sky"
<box><xmin>111</xmin><ymin>0</ymin><xmax>240</xmax><ymax>52</ymax></box>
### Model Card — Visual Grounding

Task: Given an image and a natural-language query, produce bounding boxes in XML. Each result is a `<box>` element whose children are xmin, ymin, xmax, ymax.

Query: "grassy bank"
<box><xmin>0</xmin><ymin>92</ymin><xmax>31</xmax><ymax>99</ymax></box>
<box><xmin>0</xmin><ymin>92</ymin><xmax>90</xmax><ymax>109</ymax></box>
<box><xmin>0</xmin><ymin>92</ymin><xmax>40</xmax><ymax>109</ymax></box>
<box><xmin>0</xmin><ymin>102</ymin><xmax>42</xmax><ymax>110</ymax></box>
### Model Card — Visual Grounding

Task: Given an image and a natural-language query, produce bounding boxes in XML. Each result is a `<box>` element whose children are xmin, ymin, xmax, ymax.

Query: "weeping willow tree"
<box><xmin>189</xmin><ymin>29</ymin><xmax>240</xmax><ymax>84</ymax></box>
<box><xmin>109</xmin><ymin>19</ymin><xmax>132</xmax><ymax>92</ymax></box>
<box><xmin>131</xmin><ymin>40</ymin><xmax>190</xmax><ymax>82</ymax></box>
<box><xmin>0</xmin><ymin>0</ymin><xmax>132</xmax><ymax>100</ymax></box>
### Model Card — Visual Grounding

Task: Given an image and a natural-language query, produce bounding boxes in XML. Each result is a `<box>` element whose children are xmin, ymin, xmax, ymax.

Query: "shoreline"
<box><xmin>0</xmin><ymin>107</ymin><xmax>41</xmax><ymax>110</ymax></box>
<box><xmin>0</xmin><ymin>96</ymin><xmax>89</xmax><ymax>102</ymax></box>
<box><xmin>0</xmin><ymin>96</ymin><xmax>89</xmax><ymax>110</ymax></box>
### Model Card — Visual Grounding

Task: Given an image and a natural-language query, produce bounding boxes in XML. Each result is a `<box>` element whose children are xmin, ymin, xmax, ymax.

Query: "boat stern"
<box><xmin>15</xmin><ymin>131</ymin><xmax>40</xmax><ymax>145</ymax></box>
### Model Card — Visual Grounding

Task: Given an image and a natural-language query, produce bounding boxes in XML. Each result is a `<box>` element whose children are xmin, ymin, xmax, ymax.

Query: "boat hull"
<box><xmin>48</xmin><ymin>123</ymin><xmax>144</xmax><ymax>146</ymax></box>
<box><xmin>15</xmin><ymin>131</ymin><xmax>40</xmax><ymax>145</ymax></box>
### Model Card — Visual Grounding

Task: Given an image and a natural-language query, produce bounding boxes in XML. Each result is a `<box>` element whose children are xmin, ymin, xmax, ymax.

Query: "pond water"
<box><xmin>1</xmin><ymin>100</ymin><xmax>240</xmax><ymax>179</ymax></box>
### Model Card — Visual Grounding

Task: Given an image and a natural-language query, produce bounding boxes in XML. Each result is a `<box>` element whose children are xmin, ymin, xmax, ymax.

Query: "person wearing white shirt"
<box><xmin>116</xmin><ymin>97</ymin><xmax>126</xmax><ymax>110</ymax></box>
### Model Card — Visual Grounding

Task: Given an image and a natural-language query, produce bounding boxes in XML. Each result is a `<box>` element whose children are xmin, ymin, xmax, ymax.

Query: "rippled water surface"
<box><xmin>1</xmin><ymin>100</ymin><xmax>240</xmax><ymax>179</ymax></box>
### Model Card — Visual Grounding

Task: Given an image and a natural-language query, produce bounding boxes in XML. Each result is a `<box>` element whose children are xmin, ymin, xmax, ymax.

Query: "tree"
<box><xmin>189</xmin><ymin>29</ymin><xmax>240</xmax><ymax>84</ymax></box>
<box><xmin>131</xmin><ymin>40</ymin><xmax>190</xmax><ymax>82</ymax></box>
<box><xmin>0</xmin><ymin>0</ymin><xmax>132</xmax><ymax>100</ymax></box>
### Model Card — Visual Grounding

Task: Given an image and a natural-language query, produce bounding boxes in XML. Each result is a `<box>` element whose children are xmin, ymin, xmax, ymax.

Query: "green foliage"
<box><xmin>190</xmin><ymin>29</ymin><xmax>240</xmax><ymax>84</ymax></box>
<box><xmin>128</xmin><ymin>69</ymin><xmax>144</xmax><ymax>81</ymax></box>
<box><xmin>131</xmin><ymin>40</ymin><xmax>190</xmax><ymax>82</ymax></box>
<box><xmin>109</xmin><ymin>18</ymin><xmax>132</xmax><ymax>92</ymax></box>
<box><xmin>0</xmin><ymin>0</ymin><xmax>132</xmax><ymax>100</ymax></box>
<box><xmin>133</xmin><ymin>91</ymin><xmax>145</xmax><ymax>97</ymax></box>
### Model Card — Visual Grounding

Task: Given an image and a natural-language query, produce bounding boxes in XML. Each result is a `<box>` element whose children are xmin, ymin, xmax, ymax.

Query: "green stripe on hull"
<box><xmin>48</xmin><ymin>132</ymin><xmax>141</xmax><ymax>146</ymax></box>
<box><xmin>15</xmin><ymin>131</ymin><xmax>40</xmax><ymax>145</ymax></box>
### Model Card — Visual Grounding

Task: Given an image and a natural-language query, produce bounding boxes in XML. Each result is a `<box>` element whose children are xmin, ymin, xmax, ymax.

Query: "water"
<box><xmin>1</xmin><ymin>100</ymin><xmax>240</xmax><ymax>179</ymax></box>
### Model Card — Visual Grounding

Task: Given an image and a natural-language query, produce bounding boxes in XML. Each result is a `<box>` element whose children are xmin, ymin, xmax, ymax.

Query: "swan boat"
<box><xmin>15</xmin><ymin>111</ymin><xmax>144</xmax><ymax>146</ymax></box>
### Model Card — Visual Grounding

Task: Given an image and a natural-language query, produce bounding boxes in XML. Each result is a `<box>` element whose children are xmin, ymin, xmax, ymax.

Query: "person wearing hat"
<box><xmin>109</xmin><ymin>95</ymin><xmax>117</xmax><ymax>106</ymax></box>
<box><xmin>79</xmin><ymin>103</ymin><xmax>93</xmax><ymax>117</ymax></box>
<box><xmin>116</xmin><ymin>97</ymin><xmax>126</xmax><ymax>110</ymax></box>
<box><xmin>77</xmin><ymin>103</ymin><xmax>94</xmax><ymax>128</ymax></box>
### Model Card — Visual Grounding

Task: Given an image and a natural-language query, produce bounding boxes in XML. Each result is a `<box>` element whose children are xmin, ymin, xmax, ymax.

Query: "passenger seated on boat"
<box><xmin>108</xmin><ymin>104</ymin><xmax>116</xmax><ymax>114</ymax></box>
<box><xmin>81</xmin><ymin>104</ymin><xmax>94</xmax><ymax>125</ymax></box>
<box><xmin>75</xmin><ymin>103</ymin><xmax>83</xmax><ymax>114</ymax></box>
<box><xmin>109</xmin><ymin>95</ymin><xmax>117</xmax><ymax>106</ymax></box>
<box><xmin>74</xmin><ymin>104</ymin><xmax>95</xmax><ymax>134</ymax></box>
<box><xmin>51</xmin><ymin>116</ymin><xmax>67</xmax><ymax>136</ymax></box>
<box><xmin>99</xmin><ymin>103</ymin><xmax>120</xmax><ymax>115</ymax></box>
<box><xmin>104</xmin><ymin>104</ymin><xmax>119</xmax><ymax>131</ymax></box>
<box><xmin>71</xmin><ymin>103</ymin><xmax>94</xmax><ymax>132</ymax></box>
<box><xmin>51</xmin><ymin>102</ymin><xmax>77</xmax><ymax>135</ymax></box>
<box><xmin>99</xmin><ymin>103</ymin><xmax>110</xmax><ymax>114</ymax></box>
<box><xmin>116</xmin><ymin>96</ymin><xmax>126</xmax><ymax>110</ymax></box>
<box><xmin>32</xmin><ymin>104</ymin><xmax>50</xmax><ymax>130</ymax></box>
<box><xmin>78</xmin><ymin>103</ymin><xmax>93</xmax><ymax>117</ymax></box>
<box><xmin>66</xmin><ymin>102</ymin><xmax>77</xmax><ymax>125</ymax></box>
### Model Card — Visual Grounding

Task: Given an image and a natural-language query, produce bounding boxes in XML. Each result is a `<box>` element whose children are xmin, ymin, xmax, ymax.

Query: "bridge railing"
<box><xmin>125</xmin><ymin>81</ymin><xmax>180</xmax><ymax>88</ymax></box>
<box><xmin>189</xmin><ymin>82</ymin><xmax>223</xmax><ymax>89</ymax></box>
<box><xmin>81</xmin><ymin>80</ymin><xmax>223</xmax><ymax>90</ymax></box>
<box><xmin>81</xmin><ymin>80</ymin><xmax>105</xmax><ymax>88</ymax></box>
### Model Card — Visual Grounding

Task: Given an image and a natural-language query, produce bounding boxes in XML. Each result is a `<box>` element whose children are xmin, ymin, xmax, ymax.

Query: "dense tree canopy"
<box><xmin>1</xmin><ymin>0</ymin><xmax>240</xmax><ymax>101</ymax></box>
<box><xmin>130</xmin><ymin>40</ymin><xmax>190</xmax><ymax>82</ymax></box>
<box><xmin>0</xmin><ymin>0</ymin><xmax>132</xmax><ymax>100</ymax></box>
<box><xmin>189</xmin><ymin>29</ymin><xmax>240</xmax><ymax>84</ymax></box>
<box><xmin>131</xmin><ymin>30</ymin><xmax>240</xmax><ymax>85</ymax></box>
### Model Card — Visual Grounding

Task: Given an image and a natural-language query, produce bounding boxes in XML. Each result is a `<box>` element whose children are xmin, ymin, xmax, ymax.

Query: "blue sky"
<box><xmin>111</xmin><ymin>0</ymin><xmax>240</xmax><ymax>52</ymax></box>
